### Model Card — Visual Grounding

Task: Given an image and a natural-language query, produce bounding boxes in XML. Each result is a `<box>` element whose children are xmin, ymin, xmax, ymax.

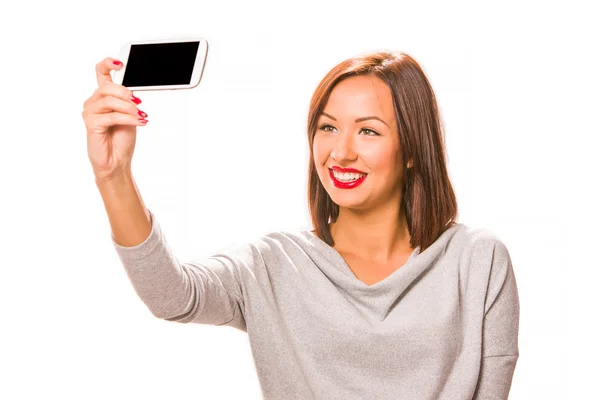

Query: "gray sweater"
<box><xmin>112</xmin><ymin>210</ymin><xmax>519</xmax><ymax>399</ymax></box>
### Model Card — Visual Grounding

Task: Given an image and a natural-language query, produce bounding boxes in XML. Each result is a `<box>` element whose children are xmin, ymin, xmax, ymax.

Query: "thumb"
<box><xmin>95</xmin><ymin>57</ymin><xmax>122</xmax><ymax>87</ymax></box>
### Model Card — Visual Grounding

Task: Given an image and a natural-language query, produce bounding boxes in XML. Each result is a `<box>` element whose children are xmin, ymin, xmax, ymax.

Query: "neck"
<box><xmin>329</xmin><ymin>202</ymin><xmax>413</xmax><ymax>264</ymax></box>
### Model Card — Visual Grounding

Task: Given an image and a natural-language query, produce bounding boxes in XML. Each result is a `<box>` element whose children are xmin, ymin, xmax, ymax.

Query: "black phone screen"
<box><xmin>122</xmin><ymin>41</ymin><xmax>200</xmax><ymax>87</ymax></box>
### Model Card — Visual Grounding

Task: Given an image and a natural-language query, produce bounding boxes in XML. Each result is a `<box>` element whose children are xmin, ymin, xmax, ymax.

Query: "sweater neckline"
<box><xmin>301</xmin><ymin>229</ymin><xmax>422</xmax><ymax>290</ymax></box>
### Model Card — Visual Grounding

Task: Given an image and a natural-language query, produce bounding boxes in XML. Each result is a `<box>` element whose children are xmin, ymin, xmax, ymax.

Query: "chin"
<box><xmin>329</xmin><ymin>195</ymin><xmax>368</xmax><ymax>209</ymax></box>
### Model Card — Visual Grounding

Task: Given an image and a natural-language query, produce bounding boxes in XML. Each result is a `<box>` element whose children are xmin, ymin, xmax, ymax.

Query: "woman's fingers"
<box><xmin>83</xmin><ymin>81</ymin><xmax>139</xmax><ymax>112</ymax></box>
<box><xmin>84</xmin><ymin>59</ymin><xmax>149</xmax><ymax>137</ymax></box>
<box><xmin>85</xmin><ymin>95</ymin><xmax>141</xmax><ymax>118</ymax></box>
<box><xmin>86</xmin><ymin>111</ymin><xmax>148</xmax><ymax>135</ymax></box>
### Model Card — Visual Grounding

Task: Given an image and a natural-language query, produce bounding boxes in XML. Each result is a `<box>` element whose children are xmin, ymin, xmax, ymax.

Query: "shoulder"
<box><xmin>212</xmin><ymin>228</ymin><xmax>315</xmax><ymax>261</ymax></box>
<box><xmin>450</xmin><ymin>223</ymin><xmax>509</xmax><ymax>257</ymax></box>
<box><xmin>448</xmin><ymin>223</ymin><xmax>513</xmax><ymax>285</ymax></box>
<box><xmin>450</xmin><ymin>224</ymin><xmax>514</xmax><ymax>292</ymax></box>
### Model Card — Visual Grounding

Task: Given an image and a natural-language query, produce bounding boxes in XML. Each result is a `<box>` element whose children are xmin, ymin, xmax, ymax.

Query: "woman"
<box><xmin>82</xmin><ymin>51</ymin><xmax>519</xmax><ymax>399</ymax></box>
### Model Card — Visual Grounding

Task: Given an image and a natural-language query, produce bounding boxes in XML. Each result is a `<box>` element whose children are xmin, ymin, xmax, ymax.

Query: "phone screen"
<box><xmin>121</xmin><ymin>41</ymin><xmax>200</xmax><ymax>87</ymax></box>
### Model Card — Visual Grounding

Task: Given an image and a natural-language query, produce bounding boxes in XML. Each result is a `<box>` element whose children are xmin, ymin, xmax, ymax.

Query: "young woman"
<box><xmin>82</xmin><ymin>51</ymin><xmax>519</xmax><ymax>399</ymax></box>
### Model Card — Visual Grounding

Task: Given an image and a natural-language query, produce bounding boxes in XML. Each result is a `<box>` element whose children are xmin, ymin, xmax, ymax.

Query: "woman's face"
<box><xmin>313</xmin><ymin>75</ymin><xmax>403</xmax><ymax>211</ymax></box>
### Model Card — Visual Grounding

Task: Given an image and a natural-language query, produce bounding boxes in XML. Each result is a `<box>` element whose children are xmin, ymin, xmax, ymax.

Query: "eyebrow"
<box><xmin>320</xmin><ymin>112</ymin><xmax>389</xmax><ymax>128</ymax></box>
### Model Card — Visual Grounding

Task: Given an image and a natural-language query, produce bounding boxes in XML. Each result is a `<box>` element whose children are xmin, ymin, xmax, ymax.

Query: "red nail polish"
<box><xmin>138</xmin><ymin>110</ymin><xmax>147</xmax><ymax>118</ymax></box>
<box><xmin>113</xmin><ymin>60</ymin><xmax>123</xmax><ymax>66</ymax></box>
<box><xmin>139</xmin><ymin>118</ymin><xmax>148</xmax><ymax>124</ymax></box>
<box><xmin>131</xmin><ymin>95</ymin><xmax>142</xmax><ymax>105</ymax></box>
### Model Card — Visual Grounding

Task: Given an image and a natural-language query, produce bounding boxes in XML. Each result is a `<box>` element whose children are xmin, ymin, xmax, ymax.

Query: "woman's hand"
<box><xmin>81</xmin><ymin>58</ymin><xmax>149</xmax><ymax>181</ymax></box>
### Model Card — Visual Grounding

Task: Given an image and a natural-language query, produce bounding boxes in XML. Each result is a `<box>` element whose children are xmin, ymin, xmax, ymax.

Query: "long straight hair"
<box><xmin>307</xmin><ymin>51</ymin><xmax>458</xmax><ymax>252</ymax></box>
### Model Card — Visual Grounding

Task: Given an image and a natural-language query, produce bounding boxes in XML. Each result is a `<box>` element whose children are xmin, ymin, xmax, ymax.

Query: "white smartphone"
<box><xmin>112</xmin><ymin>36</ymin><xmax>209</xmax><ymax>91</ymax></box>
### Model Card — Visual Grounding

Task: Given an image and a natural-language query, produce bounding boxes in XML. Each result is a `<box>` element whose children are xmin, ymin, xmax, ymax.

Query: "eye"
<box><xmin>318</xmin><ymin>124</ymin><xmax>380</xmax><ymax>136</ymax></box>
<box><xmin>361</xmin><ymin>128</ymin><xmax>380</xmax><ymax>136</ymax></box>
<box><xmin>319</xmin><ymin>124</ymin><xmax>335</xmax><ymax>133</ymax></box>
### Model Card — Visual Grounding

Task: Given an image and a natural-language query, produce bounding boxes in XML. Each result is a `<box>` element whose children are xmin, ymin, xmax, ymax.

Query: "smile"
<box><xmin>329</xmin><ymin>168</ymin><xmax>367</xmax><ymax>189</ymax></box>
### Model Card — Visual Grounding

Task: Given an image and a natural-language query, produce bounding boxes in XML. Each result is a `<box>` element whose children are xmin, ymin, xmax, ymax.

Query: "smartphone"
<box><xmin>113</xmin><ymin>36</ymin><xmax>209</xmax><ymax>91</ymax></box>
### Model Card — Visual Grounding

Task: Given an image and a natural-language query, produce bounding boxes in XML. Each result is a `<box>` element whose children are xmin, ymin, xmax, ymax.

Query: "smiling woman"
<box><xmin>306</xmin><ymin>53</ymin><xmax>458</xmax><ymax>256</ymax></box>
<box><xmin>104</xmin><ymin>50</ymin><xmax>519</xmax><ymax>399</ymax></box>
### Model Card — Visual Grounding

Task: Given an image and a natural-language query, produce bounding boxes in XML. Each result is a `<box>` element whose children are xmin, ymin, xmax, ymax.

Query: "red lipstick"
<box><xmin>329</xmin><ymin>166</ymin><xmax>367</xmax><ymax>189</ymax></box>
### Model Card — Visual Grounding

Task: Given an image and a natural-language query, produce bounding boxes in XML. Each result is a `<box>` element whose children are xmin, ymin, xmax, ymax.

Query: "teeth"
<box><xmin>332</xmin><ymin>170</ymin><xmax>366</xmax><ymax>182</ymax></box>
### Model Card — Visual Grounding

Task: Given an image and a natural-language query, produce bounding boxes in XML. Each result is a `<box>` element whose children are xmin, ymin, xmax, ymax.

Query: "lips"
<box><xmin>328</xmin><ymin>168</ymin><xmax>367</xmax><ymax>189</ymax></box>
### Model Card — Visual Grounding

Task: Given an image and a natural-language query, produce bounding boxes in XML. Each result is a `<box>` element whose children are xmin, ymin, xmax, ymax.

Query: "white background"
<box><xmin>0</xmin><ymin>0</ymin><xmax>597</xmax><ymax>398</ymax></box>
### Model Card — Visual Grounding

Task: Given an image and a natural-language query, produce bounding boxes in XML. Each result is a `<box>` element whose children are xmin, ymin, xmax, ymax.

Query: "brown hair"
<box><xmin>306</xmin><ymin>51</ymin><xmax>458</xmax><ymax>253</ymax></box>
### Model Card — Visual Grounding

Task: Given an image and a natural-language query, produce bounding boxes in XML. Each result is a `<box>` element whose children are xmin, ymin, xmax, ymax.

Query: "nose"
<box><xmin>331</xmin><ymin>130</ymin><xmax>357</xmax><ymax>162</ymax></box>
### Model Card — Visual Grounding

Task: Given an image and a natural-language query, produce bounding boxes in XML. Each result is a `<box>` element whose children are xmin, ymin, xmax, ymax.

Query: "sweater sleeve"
<box><xmin>111</xmin><ymin>209</ymin><xmax>247</xmax><ymax>330</ymax></box>
<box><xmin>473</xmin><ymin>240</ymin><xmax>520</xmax><ymax>399</ymax></box>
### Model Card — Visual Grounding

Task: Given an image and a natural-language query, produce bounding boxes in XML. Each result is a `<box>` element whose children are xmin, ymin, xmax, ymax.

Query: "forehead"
<box><xmin>324</xmin><ymin>75</ymin><xmax>395</xmax><ymax>120</ymax></box>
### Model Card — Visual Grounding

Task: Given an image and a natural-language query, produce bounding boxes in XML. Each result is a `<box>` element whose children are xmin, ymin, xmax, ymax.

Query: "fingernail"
<box><xmin>131</xmin><ymin>95</ymin><xmax>142</xmax><ymax>104</ymax></box>
<box><xmin>113</xmin><ymin>60</ymin><xmax>123</xmax><ymax>67</ymax></box>
<box><xmin>138</xmin><ymin>109</ymin><xmax>148</xmax><ymax>118</ymax></box>
<box><xmin>139</xmin><ymin>119</ymin><xmax>148</xmax><ymax>124</ymax></box>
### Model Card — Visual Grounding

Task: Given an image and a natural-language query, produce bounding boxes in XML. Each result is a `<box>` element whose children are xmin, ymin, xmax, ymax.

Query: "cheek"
<box><xmin>362</xmin><ymin>148</ymin><xmax>397</xmax><ymax>170</ymax></box>
<box><xmin>312</xmin><ymin>138</ymin><xmax>327</xmax><ymax>163</ymax></box>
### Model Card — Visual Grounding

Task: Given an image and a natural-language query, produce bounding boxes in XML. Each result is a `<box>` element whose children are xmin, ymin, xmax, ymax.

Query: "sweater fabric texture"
<box><xmin>112</xmin><ymin>210</ymin><xmax>520</xmax><ymax>399</ymax></box>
